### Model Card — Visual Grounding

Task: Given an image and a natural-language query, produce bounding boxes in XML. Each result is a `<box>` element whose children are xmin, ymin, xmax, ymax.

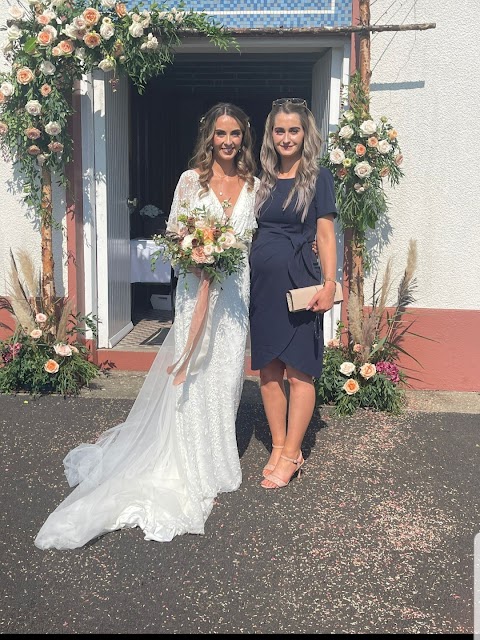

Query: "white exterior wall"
<box><xmin>366</xmin><ymin>0</ymin><xmax>480</xmax><ymax>311</ymax></box>
<box><xmin>0</xmin><ymin>0</ymin><xmax>67</xmax><ymax>299</ymax></box>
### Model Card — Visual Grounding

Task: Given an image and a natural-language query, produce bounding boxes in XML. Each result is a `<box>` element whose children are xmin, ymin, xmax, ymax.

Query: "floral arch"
<box><xmin>0</xmin><ymin>0</ymin><xmax>232</xmax><ymax>313</ymax></box>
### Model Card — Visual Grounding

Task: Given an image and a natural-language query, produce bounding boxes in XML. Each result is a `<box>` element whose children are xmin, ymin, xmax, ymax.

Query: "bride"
<box><xmin>35</xmin><ymin>103</ymin><xmax>259</xmax><ymax>549</ymax></box>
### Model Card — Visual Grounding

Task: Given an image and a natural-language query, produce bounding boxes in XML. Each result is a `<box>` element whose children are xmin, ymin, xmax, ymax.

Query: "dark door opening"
<box><xmin>128</xmin><ymin>52</ymin><xmax>317</xmax><ymax>315</ymax></box>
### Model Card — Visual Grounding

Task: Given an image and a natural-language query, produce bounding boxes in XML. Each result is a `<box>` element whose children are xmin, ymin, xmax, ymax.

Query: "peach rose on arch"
<box><xmin>16</xmin><ymin>67</ymin><xmax>34</xmax><ymax>85</ymax></box>
<box><xmin>83</xmin><ymin>8</ymin><xmax>101</xmax><ymax>26</ymax></box>
<box><xmin>115</xmin><ymin>3</ymin><xmax>128</xmax><ymax>18</ymax></box>
<box><xmin>84</xmin><ymin>32</ymin><xmax>102</xmax><ymax>48</ymax></box>
<box><xmin>59</xmin><ymin>39</ymin><xmax>75</xmax><ymax>55</ymax></box>
<box><xmin>355</xmin><ymin>144</ymin><xmax>366</xmax><ymax>156</ymax></box>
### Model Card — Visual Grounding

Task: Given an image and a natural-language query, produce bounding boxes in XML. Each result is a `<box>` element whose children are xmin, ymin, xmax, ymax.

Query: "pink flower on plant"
<box><xmin>30</xmin><ymin>329</ymin><xmax>42</xmax><ymax>339</ymax></box>
<box><xmin>376</xmin><ymin>361</ymin><xmax>400</xmax><ymax>384</ymax></box>
<box><xmin>40</xmin><ymin>84</ymin><xmax>52</xmax><ymax>97</ymax></box>
<box><xmin>36</xmin><ymin>313</ymin><xmax>47</xmax><ymax>323</ymax></box>
<box><xmin>2</xmin><ymin>342</ymin><xmax>21</xmax><ymax>363</ymax></box>
<box><xmin>353</xmin><ymin>343</ymin><xmax>362</xmax><ymax>353</ymax></box>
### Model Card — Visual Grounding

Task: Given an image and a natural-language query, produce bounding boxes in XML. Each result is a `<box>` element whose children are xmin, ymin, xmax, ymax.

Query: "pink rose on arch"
<box><xmin>25</xmin><ymin>127</ymin><xmax>41</xmax><ymax>140</ymax></box>
<box><xmin>48</xmin><ymin>141</ymin><xmax>64</xmax><ymax>153</ymax></box>
<box><xmin>54</xmin><ymin>343</ymin><xmax>73</xmax><ymax>357</ymax></box>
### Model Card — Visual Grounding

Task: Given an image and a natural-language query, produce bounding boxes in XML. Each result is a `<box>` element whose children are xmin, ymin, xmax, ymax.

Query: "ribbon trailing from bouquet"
<box><xmin>167</xmin><ymin>270</ymin><xmax>213</xmax><ymax>385</ymax></box>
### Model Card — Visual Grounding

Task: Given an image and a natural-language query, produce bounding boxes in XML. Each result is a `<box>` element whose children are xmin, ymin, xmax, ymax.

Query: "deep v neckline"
<box><xmin>209</xmin><ymin>179</ymin><xmax>248</xmax><ymax>222</ymax></box>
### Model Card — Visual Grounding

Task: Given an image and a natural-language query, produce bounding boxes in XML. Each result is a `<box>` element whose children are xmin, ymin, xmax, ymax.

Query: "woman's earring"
<box><xmin>237</xmin><ymin>147</ymin><xmax>243</xmax><ymax>154</ymax></box>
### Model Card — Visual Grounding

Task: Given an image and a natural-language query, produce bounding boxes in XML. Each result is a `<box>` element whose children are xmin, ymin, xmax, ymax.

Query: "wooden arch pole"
<box><xmin>40</xmin><ymin>165</ymin><xmax>56</xmax><ymax>317</ymax></box>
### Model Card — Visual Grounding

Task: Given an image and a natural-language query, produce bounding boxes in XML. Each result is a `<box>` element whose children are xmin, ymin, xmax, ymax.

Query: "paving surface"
<box><xmin>1</xmin><ymin>380</ymin><xmax>479</xmax><ymax>634</ymax></box>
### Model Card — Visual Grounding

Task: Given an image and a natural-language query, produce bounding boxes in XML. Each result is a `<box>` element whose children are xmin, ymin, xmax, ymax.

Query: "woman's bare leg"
<box><xmin>261</xmin><ymin>364</ymin><xmax>315</xmax><ymax>488</ymax></box>
<box><xmin>260</xmin><ymin>359</ymin><xmax>287</xmax><ymax>473</ymax></box>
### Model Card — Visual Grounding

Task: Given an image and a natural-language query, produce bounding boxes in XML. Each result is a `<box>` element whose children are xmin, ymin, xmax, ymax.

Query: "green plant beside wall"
<box><xmin>315</xmin><ymin>240</ymin><xmax>428</xmax><ymax>416</ymax></box>
<box><xmin>0</xmin><ymin>250</ymin><xmax>99</xmax><ymax>396</ymax></box>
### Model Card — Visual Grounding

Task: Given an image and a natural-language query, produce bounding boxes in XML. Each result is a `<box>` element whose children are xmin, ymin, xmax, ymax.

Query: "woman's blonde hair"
<box><xmin>189</xmin><ymin>103</ymin><xmax>257</xmax><ymax>194</ymax></box>
<box><xmin>256</xmin><ymin>101</ymin><xmax>322</xmax><ymax>221</ymax></box>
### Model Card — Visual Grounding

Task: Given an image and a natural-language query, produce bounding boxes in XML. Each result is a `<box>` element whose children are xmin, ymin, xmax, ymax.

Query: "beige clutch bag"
<box><xmin>286</xmin><ymin>282</ymin><xmax>343</xmax><ymax>312</ymax></box>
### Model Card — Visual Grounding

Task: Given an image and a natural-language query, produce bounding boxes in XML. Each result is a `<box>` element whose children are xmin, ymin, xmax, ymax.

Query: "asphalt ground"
<box><xmin>1</xmin><ymin>378</ymin><xmax>479</xmax><ymax>634</ymax></box>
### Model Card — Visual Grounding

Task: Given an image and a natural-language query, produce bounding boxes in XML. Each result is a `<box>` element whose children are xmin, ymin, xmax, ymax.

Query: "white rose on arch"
<box><xmin>98</xmin><ymin>58</ymin><xmax>115</xmax><ymax>73</ymax></box>
<box><xmin>25</xmin><ymin>100</ymin><xmax>42</xmax><ymax>116</ymax></box>
<box><xmin>354</xmin><ymin>161</ymin><xmax>373</xmax><ymax>179</ymax></box>
<box><xmin>45</xmin><ymin>121</ymin><xmax>62</xmax><ymax>136</ymax></box>
<box><xmin>359</xmin><ymin>120</ymin><xmax>377</xmax><ymax>136</ymax></box>
<box><xmin>338</xmin><ymin>125</ymin><xmax>354</xmax><ymax>140</ymax></box>
<box><xmin>377</xmin><ymin>139</ymin><xmax>392</xmax><ymax>155</ymax></box>
<box><xmin>329</xmin><ymin>148</ymin><xmax>345</xmax><ymax>165</ymax></box>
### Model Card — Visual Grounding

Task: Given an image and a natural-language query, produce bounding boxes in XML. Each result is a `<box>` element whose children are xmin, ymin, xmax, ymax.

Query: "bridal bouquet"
<box><xmin>152</xmin><ymin>203</ymin><xmax>250</xmax><ymax>283</ymax></box>
<box><xmin>152</xmin><ymin>203</ymin><xmax>251</xmax><ymax>385</ymax></box>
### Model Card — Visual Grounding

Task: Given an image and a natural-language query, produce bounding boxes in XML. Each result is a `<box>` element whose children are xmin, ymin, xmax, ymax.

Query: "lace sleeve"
<box><xmin>166</xmin><ymin>170</ymin><xmax>199</xmax><ymax>232</ymax></box>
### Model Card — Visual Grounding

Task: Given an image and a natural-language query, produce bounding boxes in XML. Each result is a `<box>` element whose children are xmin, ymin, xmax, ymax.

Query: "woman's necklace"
<box><xmin>213</xmin><ymin>171</ymin><xmax>237</xmax><ymax>196</ymax></box>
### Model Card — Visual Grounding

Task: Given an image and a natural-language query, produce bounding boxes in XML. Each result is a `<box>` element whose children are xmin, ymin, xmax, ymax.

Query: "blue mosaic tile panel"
<box><xmin>157</xmin><ymin>1</ymin><xmax>352</xmax><ymax>29</ymax></box>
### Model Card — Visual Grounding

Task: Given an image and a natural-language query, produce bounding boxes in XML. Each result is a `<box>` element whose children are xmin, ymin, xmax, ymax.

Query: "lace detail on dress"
<box><xmin>34</xmin><ymin>171</ymin><xmax>259</xmax><ymax>549</ymax></box>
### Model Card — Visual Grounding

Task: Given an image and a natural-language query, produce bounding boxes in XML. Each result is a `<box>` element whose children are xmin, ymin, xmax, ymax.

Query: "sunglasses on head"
<box><xmin>272</xmin><ymin>97</ymin><xmax>308</xmax><ymax>108</ymax></box>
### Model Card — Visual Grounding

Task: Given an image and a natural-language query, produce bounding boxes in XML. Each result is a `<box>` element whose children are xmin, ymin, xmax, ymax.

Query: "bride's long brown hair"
<box><xmin>189</xmin><ymin>103</ymin><xmax>257</xmax><ymax>195</ymax></box>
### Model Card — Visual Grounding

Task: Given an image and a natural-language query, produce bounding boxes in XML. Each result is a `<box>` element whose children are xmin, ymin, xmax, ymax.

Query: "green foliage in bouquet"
<box><xmin>315</xmin><ymin>240</ymin><xmax>429</xmax><ymax>416</ymax></box>
<box><xmin>0</xmin><ymin>250</ymin><xmax>99</xmax><ymax>396</ymax></box>
<box><xmin>153</xmin><ymin>203</ymin><xmax>251</xmax><ymax>284</ymax></box>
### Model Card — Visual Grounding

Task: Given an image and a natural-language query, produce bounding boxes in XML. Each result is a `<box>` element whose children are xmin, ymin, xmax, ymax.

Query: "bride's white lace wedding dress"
<box><xmin>35</xmin><ymin>170</ymin><xmax>259</xmax><ymax>550</ymax></box>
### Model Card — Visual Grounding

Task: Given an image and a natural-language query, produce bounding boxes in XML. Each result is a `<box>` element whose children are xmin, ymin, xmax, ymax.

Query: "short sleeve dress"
<box><xmin>249</xmin><ymin>167</ymin><xmax>337</xmax><ymax>378</ymax></box>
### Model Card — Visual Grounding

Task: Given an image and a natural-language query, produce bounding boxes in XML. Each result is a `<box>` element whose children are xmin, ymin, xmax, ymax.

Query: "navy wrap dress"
<box><xmin>249</xmin><ymin>168</ymin><xmax>337</xmax><ymax>377</ymax></box>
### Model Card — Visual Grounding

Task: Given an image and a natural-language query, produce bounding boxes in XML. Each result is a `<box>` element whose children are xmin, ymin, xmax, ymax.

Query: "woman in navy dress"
<box><xmin>249</xmin><ymin>98</ymin><xmax>338</xmax><ymax>489</ymax></box>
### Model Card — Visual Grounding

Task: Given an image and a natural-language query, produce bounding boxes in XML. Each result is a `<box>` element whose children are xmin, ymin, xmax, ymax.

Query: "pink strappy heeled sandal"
<box><xmin>262</xmin><ymin>444</ymin><xmax>284</xmax><ymax>478</ymax></box>
<box><xmin>261</xmin><ymin>453</ymin><xmax>305</xmax><ymax>489</ymax></box>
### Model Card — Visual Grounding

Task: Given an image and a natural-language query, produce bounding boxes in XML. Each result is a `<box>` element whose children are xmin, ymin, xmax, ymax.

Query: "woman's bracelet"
<box><xmin>323</xmin><ymin>278</ymin><xmax>336</xmax><ymax>286</ymax></box>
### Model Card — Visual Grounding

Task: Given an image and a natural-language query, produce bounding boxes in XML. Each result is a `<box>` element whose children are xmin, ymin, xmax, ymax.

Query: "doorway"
<box><xmin>128</xmin><ymin>52</ymin><xmax>318</xmax><ymax>323</ymax></box>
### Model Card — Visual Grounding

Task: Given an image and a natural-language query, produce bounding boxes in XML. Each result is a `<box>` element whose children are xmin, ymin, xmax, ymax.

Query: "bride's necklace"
<box><xmin>213</xmin><ymin>171</ymin><xmax>237</xmax><ymax>196</ymax></box>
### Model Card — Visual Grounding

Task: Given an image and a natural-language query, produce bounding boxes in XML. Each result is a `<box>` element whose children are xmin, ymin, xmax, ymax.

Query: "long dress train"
<box><xmin>34</xmin><ymin>170</ymin><xmax>258</xmax><ymax>549</ymax></box>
